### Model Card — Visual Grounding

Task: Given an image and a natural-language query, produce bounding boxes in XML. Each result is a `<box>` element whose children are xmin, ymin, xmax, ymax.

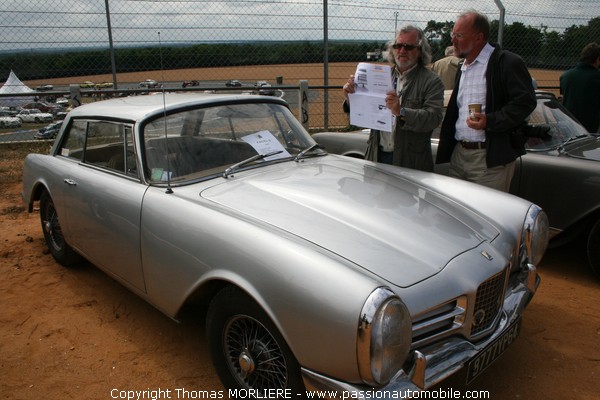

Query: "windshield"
<box><xmin>525</xmin><ymin>94</ymin><xmax>590</xmax><ymax>151</ymax></box>
<box><xmin>142</xmin><ymin>102</ymin><xmax>321</xmax><ymax>183</ymax></box>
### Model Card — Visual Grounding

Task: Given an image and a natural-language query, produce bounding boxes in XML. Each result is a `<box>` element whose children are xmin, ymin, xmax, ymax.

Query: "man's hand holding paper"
<box><xmin>348</xmin><ymin>63</ymin><xmax>395</xmax><ymax>131</ymax></box>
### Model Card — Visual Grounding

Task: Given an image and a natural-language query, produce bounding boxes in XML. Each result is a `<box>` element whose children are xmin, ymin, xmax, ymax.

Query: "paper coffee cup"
<box><xmin>468</xmin><ymin>103</ymin><xmax>482</xmax><ymax>120</ymax></box>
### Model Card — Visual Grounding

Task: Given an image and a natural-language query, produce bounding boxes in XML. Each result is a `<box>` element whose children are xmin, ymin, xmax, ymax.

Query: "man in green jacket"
<box><xmin>343</xmin><ymin>25</ymin><xmax>444</xmax><ymax>172</ymax></box>
<box><xmin>560</xmin><ymin>42</ymin><xmax>600</xmax><ymax>133</ymax></box>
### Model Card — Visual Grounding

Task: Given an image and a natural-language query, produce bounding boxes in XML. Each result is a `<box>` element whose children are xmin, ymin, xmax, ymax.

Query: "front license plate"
<box><xmin>466</xmin><ymin>318</ymin><xmax>521</xmax><ymax>383</ymax></box>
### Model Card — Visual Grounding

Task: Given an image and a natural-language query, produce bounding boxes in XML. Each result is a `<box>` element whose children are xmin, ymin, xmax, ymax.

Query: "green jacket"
<box><xmin>560</xmin><ymin>62</ymin><xmax>600</xmax><ymax>133</ymax></box>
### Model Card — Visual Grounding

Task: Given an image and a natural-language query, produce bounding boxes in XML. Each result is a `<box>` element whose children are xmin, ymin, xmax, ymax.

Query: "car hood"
<box><xmin>563</xmin><ymin>135</ymin><xmax>600</xmax><ymax>161</ymax></box>
<box><xmin>200</xmin><ymin>160</ymin><xmax>499</xmax><ymax>287</ymax></box>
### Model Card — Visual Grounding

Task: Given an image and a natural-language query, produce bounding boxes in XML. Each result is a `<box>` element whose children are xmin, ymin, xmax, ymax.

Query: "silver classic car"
<box><xmin>314</xmin><ymin>91</ymin><xmax>600</xmax><ymax>279</ymax></box>
<box><xmin>22</xmin><ymin>93</ymin><xmax>548</xmax><ymax>396</ymax></box>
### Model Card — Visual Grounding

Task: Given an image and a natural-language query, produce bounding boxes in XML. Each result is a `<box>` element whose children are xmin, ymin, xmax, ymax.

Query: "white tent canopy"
<box><xmin>0</xmin><ymin>70</ymin><xmax>36</xmax><ymax>107</ymax></box>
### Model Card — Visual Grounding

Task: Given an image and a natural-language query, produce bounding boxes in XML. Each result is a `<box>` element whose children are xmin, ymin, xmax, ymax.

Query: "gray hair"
<box><xmin>386</xmin><ymin>24</ymin><xmax>433</xmax><ymax>66</ymax></box>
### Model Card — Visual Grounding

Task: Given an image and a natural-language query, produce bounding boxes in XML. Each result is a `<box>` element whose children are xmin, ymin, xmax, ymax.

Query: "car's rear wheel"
<box><xmin>39</xmin><ymin>191</ymin><xmax>81</xmax><ymax>266</ymax></box>
<box><xmin>587</xmin><ymin>219</ymin><xmax>600</xmax><ymax>279</ymax></box>
<box><xmin>206</xmin><ymin>286</ymin><xmax>306</xmax><ymax>396</ymax></box>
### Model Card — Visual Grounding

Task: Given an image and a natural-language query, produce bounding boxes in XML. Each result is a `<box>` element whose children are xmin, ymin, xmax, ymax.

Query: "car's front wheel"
<box><xmin>587</xmin><ymin>219</ymin><xmax>600</xmax><ymax>279</ymax></box>
<box><xmin>206</xmin><ymin>286</ymin><xmax>306</xmax><ymax>395</ymax></box>
<box><xmin>39</xmin><ymin>191</ymin><xmax>81</xmax><ymax>266</ymax></box>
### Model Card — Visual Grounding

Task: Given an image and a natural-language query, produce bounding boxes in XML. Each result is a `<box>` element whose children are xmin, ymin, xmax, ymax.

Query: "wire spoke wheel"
<box><xmin>41</xmin><ymin>195</ymin><xmax>66</xmax><ymax>253</ymax></box>
<box><xmin>224</xmin><ymin>315</ymin><xmax>287</xmax><ymax>390</ymax></box>
<box><xmin>39</xmin><ymin>191</ymin><xmax>81</xmax><ymax>266</ymax></box>
<box><xmin>206</xmin><ymin>286</ymin><xmax>305</xmax><ymax>395</ymax></box>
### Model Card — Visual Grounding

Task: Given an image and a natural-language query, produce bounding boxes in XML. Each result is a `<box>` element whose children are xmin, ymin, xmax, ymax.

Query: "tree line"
<box><xmin>426</xmin><ymin>17</ymin><xmax>600</xmax><ymax>68</ymax></box>
<box><xmin>2</xmin><ymin>17</ymin><xmax>598</xmax><ymax>82</ymax></box>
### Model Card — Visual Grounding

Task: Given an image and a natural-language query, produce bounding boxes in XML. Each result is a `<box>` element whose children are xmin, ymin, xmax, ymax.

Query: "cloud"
<box><xmin>0</xmin><ymin>0</ymin><xmax>595</xmax><ymax>51</ymax></box>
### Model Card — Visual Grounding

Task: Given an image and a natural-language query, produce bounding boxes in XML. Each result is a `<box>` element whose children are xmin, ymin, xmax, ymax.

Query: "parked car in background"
<box><xmin>0</xmin><ymin>106</ymin><xmax>20</xmax><ymax>116</ymax></box>
<box><xmin>182</xmin><ymin>80</ymin><xmax>199</xmax><ymax>88</ymax></box>
<box><xmin>0</xmin><ymin>112</ymin><xmax>22</xmax><ymax>128</ymax></box>
<box><xmin>56</xmin><ymin>97</ymin><xmax>69</xmax><ymax>106</ymax></box>
<box><xmin>54</xmin><ymin>109</ymin><xmax>69</xmax><ymax>120</ymax></box>
<box><xmin>225</xmin><ymin>79</ymin><xmax>242</xmax><ymax>87</ymax></box>
<box><xmin>313</xmin><ymin>90</ymin><xmax>600</xmax><ymax>278</ymax></box>
<box><xmin>22</xmin><ymin>92</ymin><xmax>548</xmax><ymax>396</ymax></box>
<box><xmin>97</xmin><ymin>82</ymin><xmax>113</xmax><ymax>88</ymax></box>
<box><xmin>36</xmin><ymin>84</ymin><xmax>54</xmax><ymax>91</ymax></box>
<box><xmin>22</xmin><ymin>101</ymin><xmax>63</xmax><ymax>116</ymax></box>
<box><xmin>80</xmin><ymin>81</ymin><xmax>96</xmax><ymax>88</ymax></box>
<box><xmin>140</xmin><ymin>79</ymin><xmax>159</xmax><ymax>88</ymax></box>
<box><xmin>17</xmin><ymin>108</ymin><xmax>53</xmax><ymax>123</ymax></box>
<box><xmin>34</xmin><ymin>121</ymin><xmax>62</xmax><ymax>139</ymax></box>
<box><xmin>256</xmin><ymin>80</ymin><xmax>275</xmax><ymax>95</ymax></box>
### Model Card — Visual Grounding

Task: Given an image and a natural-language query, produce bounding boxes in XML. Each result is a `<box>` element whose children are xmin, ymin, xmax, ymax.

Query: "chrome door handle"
<box><xmin>63</xmin><ymin>179</ymin><xmax>77</xmax><ymax>186</ymax></box>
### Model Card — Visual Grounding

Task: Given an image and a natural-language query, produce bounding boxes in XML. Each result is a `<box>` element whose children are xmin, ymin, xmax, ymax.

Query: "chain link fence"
<box><xmin>1</xmin><ymin>0</ymin><xmax>598</xmax><ymax>136</ymax></box>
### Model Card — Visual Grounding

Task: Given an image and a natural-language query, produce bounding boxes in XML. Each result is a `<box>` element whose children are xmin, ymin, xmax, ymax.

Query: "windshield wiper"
<box><xmin>294</xmin><ymin>143</ymin><xmax>325</xmax><ymax>162</ymax></box>
<box><xmin>223</xmin><ymin>150</ymin><xmax>283</xmax><ymax>178</ymax></box>
<box><xmin>558</xmin><ymin>134</ymin><xmax>589</xmax><ymax>153</ymax></box>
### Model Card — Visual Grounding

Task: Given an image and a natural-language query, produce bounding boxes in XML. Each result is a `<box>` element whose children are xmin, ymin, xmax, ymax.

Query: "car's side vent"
<box><xmin>470</xmin><ymin>270</ymin><xmax>507</xmax><ymax>336</ymax></box>
<box><xmin>412</xmin><ymin>297</ymin><xmax>467</xmax><ymax>345</ymax></box>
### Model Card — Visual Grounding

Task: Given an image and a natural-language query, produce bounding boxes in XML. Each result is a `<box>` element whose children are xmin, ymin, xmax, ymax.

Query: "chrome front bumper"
<box><xmin>302</xmin><ymin>264</ymin><xmax>540</xmax><ymax>398</ymax></box>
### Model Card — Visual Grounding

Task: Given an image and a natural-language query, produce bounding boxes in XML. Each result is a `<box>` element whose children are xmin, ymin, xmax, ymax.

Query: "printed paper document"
<box><xmin>348</xmin><ymin>63</ymin><xmax>395</xmax><ymax>131</ymax></box>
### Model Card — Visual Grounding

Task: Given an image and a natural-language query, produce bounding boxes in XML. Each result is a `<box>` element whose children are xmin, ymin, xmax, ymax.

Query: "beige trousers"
<box><xmin>449</xmin><ymin>145</ymin><xmax>516</xmax><ymax>192</ymax></box>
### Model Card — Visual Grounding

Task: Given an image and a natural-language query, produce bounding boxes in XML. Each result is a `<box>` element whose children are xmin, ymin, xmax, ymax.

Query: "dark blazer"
<box><xmin>436</xmin><ymin>44</ymin><xmax>536</xmax><ymax>168</ymax></box>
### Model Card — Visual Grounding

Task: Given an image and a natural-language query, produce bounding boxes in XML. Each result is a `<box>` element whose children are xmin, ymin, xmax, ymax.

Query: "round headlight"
<box><xmin>357</xmin><ymin>288</ymin><xmax>412</xmax><ymax>386</ymax></box>
<box><xmin>523</xmin><ymin>205</ymin><xmax>549</xmax><ymax>266</ymax></box>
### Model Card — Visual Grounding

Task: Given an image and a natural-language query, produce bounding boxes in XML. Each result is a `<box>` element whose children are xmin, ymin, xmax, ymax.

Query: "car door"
<box><xmin>58</xmin><ymin>119</ymin><xmax>148</xmax><ymax>291</ymax></box>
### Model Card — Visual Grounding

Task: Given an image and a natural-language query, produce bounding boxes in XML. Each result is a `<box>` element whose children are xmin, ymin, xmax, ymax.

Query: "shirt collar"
<box><xmin>461</xmin><ymin>42</ymin><xmax>494</xmax><ymax>70</ymax></box>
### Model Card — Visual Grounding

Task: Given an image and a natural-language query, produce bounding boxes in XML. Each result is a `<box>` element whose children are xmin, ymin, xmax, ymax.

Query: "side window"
<box><xmin>58</xmin><ymin>119</ymin><xmax>137</xmax><ymax>177</ymax></box>
<box><xmin>86</xmin><ymin>121</ymin><xmax>137</xmax><ymax>176</ymax></box>
<box><xmin>59</xmin><ymin>120</ymin><xmax>87</xmax><ymax>160</ymax></box>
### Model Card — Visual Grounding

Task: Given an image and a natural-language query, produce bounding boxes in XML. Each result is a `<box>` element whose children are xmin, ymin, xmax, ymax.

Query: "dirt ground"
<box><xmin>1</xmin><ymin>155</ymin><xmax>599</xmax><ymax>399</ymax></box>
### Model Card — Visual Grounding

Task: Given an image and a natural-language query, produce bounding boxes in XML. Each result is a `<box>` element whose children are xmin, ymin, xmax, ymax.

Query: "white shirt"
<box><xmin>455</xmin><ymin>43</ymin><xmax>494</xmax><ymax>142</ymax></box>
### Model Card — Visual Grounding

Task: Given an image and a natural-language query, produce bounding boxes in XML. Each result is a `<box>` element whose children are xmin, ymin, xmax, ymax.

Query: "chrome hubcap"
<box><xmin>238</xmin><ymin>350</ymin><xmax>255</xmax><ymax>377</ymax></box>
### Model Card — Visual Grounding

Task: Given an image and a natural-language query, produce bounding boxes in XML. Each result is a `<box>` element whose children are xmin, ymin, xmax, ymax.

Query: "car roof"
<box><xmin>66</xmin><ymin>92</ymin><xmax>287</xmax><ymax>122</ymax></box>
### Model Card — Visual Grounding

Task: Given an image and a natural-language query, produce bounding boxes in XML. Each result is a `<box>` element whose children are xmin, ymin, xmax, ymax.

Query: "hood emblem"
<box><xmin>481</xmin><ymin>250</ymin><xmax>493</xmax><ymax>261</ymax></box>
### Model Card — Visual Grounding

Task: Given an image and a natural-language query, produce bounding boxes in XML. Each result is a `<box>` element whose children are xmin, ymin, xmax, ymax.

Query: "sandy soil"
<box><xmin>1</xmin><ymin>173</ymin><xmax>599</xmax><ymax>399</ymax></box>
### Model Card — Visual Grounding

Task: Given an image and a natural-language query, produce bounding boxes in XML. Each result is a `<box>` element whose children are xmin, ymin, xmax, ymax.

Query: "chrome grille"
<box><xmin>411</xmin><ymin>297</ymin><xmax>467</xmax><ymax>346</ymax></box>
<box><xmin>471</xmin><ymin>271</ymin><xmax>506</xmax><ymax>336</ymax></box>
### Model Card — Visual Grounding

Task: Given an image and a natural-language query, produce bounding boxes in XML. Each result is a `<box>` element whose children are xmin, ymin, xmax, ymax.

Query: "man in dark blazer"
<box><xmin>436</xmin><ymin>10</ymin><xmax>536</xmax><ymax>192</ymax></box>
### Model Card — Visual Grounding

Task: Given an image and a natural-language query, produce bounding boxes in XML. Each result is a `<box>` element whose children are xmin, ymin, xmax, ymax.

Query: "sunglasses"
<box><xmin>392</xmin><ymin>43</ymin><xmax>419</xmax><ymax>51</ymax></box>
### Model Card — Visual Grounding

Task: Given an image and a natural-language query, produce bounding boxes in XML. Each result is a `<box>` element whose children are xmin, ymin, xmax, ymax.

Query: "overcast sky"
<box><xmin>1</xmin><ymin>0</ymin><xmax>597</xmax><ymax>51</ymax></box>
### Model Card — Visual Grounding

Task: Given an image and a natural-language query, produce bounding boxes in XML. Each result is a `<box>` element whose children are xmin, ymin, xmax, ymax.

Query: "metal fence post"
<box><xmin>69</xmin><ymin>85</ymin><xmax>82</xmax><ymax>108</ymax></box>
